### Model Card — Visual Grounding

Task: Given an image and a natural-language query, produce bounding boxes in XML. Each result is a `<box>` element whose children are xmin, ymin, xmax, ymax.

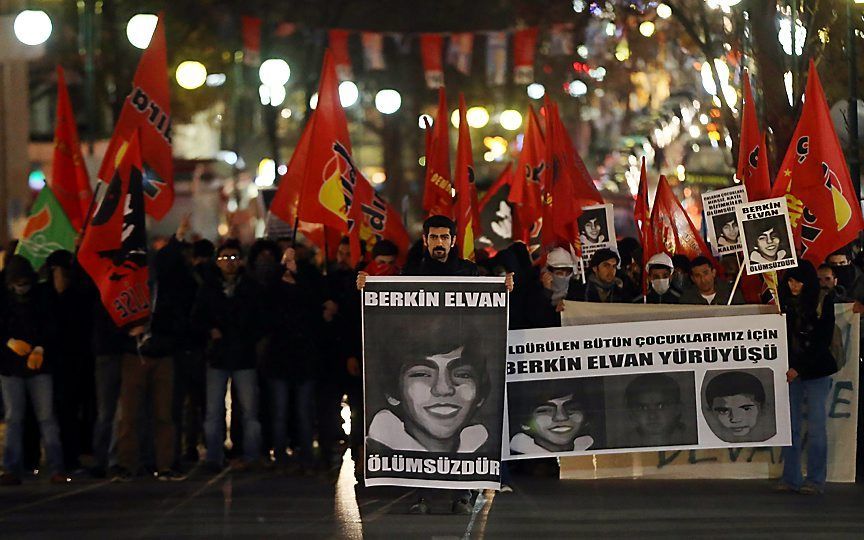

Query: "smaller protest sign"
<box><xmin>578</xmin><ymin>204</ymin><xmax>617</xmax><ymax>266</ymax></box>
<box><xmin>702</xmin><ymin>185</ymin><xmax>747</xmax><ymax>255</ymax></box>
<box><xmin>736</xmin><ymin>197</ymin><xmax>797</xmax><ymax>275</ymax></box>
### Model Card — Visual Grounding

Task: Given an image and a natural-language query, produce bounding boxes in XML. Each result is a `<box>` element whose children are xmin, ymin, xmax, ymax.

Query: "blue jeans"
<box><xmin>92</xmin><ymin>354</ymin><xmax>123</xmax><ymax>469</ymax></box>
<box><xmin>782</xmin><ymin>375</ymin><xmax>832</xmax><ymax>488</ymax></box>
<box><xmin>1</xmin><ymin>374</ymin><xmax>64</xmax><ymax>475</ymax></box>
<box><xmin>205</xmin><ymin>368</ymin><xmax>261</xmax><ymax>463</ymax></box>
<box><xmin>267</xmin><ymin>378</ymin><xmax>315</xmax><ymax>465</ymax></box>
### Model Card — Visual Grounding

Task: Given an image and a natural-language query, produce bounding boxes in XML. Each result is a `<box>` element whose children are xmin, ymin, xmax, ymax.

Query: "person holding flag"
<box><xmin>78</xmin><ymin>132</ymin><xmax>185</xmax><ymax>482</ymax></box>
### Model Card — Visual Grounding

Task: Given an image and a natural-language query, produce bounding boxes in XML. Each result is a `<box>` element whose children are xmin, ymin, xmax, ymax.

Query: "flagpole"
<box><xmin>74</xmin><ymin>182</ymin><xmax>103</xmax><ymax>256</ymax></box>
<box><xmin>726</xmin><ymin>260</ymin><xmax>746</xmax><ymax>306</ymax></box>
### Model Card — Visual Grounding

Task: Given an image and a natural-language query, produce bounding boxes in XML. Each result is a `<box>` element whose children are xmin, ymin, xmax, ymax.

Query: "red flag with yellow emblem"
<box><xmin>454</xmin><ymin>94</ymin><xmax>480</xmax><ymax>261</ymax></box>
<box><xmin>771</xmin><ymin>60</ymin><xmax>864</xmax><ymax>265</ymax></box>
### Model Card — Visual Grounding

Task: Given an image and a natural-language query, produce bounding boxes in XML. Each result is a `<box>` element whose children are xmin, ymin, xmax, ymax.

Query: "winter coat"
<box><xmin>192</xmin><ymin>274</ymin><xmax>264</xmax><ymax>371</ymax></box>
<box><xmin>785</xmin><ymin>293</ymin><xmax>838</xmax><ymax>380</ymax></box>
<box><xmin>0</xmin><ymin>284</ymin><xmax>56</xmax><ymax>377</ymax></box>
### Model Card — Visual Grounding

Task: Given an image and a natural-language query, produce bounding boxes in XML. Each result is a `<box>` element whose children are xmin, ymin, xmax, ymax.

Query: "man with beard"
<box><xmin>357</xmin><ymin>215</ymin><xmax>512</xmax><ymax>515</ymax></box>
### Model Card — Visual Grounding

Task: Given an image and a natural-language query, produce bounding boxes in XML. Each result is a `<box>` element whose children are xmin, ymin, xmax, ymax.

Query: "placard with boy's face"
<box><xmin>702</xmin><ymin>185</ymin><xmax>747</xmax><ymax>256</ymax></box>
<box><xmin>700</xmin><ymin>368</ymin><xmax>776</xmax><ymax>444</ymax></box>
<box><xmin>735</xmin><ymin>197</ymin><xmax>798</xmax><ymax>275</ymax></box>
<box><xmin>577</xmin><ymin>204</ymin><xmax>616</xmax><ymax>267</ymax></box>
<box><xmin>363</xmin><ymin>277</ymin><xmax>508</xmax><ymax>490</ymax></box>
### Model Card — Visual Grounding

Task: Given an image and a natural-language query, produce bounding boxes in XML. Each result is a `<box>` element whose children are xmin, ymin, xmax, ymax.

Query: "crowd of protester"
<box><xmin>0</xmin><ymin>215</ymin><xmax>860</xmax><ymax>498</ymax></box>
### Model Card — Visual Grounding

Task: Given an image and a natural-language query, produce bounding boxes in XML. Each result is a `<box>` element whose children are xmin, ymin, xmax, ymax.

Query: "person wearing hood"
<box><xmin>0</xmin><ymin>255</ymin><xmax>65</xmax><ymax>485</ymax></box>
<box><xmin>632</xmin><ymin>253</ymin><xmax>680</xmax><ymax>304</ymax></box>
<box><xmin>494</xmin><ymin>243</ymin><xmax>558</xmax><ymax>330</ymax></box>
<box><xmin>583</xmin><ymin>248</ymin><xmax>632</xmax><ymax>303</ymax></box>
<box><xmin>777</xmin><ymin>261</ymin><xmax>838</xmax><ymax>494</ymax></box>
<box><xmin>44</xmin><ymin>250</ymin><xmax>96</xmax><ymax>473</ymax></box>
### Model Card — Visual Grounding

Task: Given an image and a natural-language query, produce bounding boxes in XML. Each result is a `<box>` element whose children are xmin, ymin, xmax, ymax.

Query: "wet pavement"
<box><xmin>0</xmin><ymin>454</ymin><xmax>862</xmax><ymax>539</ymax></box>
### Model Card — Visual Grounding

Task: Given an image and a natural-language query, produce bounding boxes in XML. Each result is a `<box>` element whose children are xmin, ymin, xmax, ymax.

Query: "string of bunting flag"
<box><xmin>240</xmin><ymin>17</ymin><xmax>580</xmax><ymax>88</ymax></box>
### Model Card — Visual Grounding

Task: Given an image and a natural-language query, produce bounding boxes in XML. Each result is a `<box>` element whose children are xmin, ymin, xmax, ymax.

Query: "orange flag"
<box><xmin>650</xmin><ymin>175</ymin><xmax>720</xmax><ymax>271</ymax></box>
<box><xmin>771</xmin><ymin>60</ymin><xmax>864</xmax><ymax>265</ymax></box>
<box><xmin>508</xmin><ymin>105</ymin><xmax>545</xmax><ymax>241</ymax></box>
<box><xmin>422</xmin><ymin>88</ymin><xmax>453</xmax><ymax>218</ymax></box>
<box><xmin>50</xmin><ymin>66</ymin><xmax>92</xmax><ymax>232</ymax></box>
<box><xmin>78</xmin><ymin>131</ymin><xmax>151</xmax><ymax>329</ymax></box>
<box><xmin>737</xmin><ymin>71</ymin><xmax>771</xmax><ymax>201</ymax></box>
<box><xmin>455</xmin><ymin>94</ymin><xmax>480</xmax><ymax>261</ymax></box>
<box><xmin>98</xmin><ymin>14</ymin><xmax>173</xmax><ymax>220</ymax></box>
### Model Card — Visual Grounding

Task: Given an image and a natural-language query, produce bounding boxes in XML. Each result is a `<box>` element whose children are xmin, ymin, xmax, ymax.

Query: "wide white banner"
<box><xmin>504</xmin><ymin>314</ymin><xmax>791</xmax><ymax>460</ymax></box>
<box><xmin>558</xmin><ymin>302</ymin><xmax>858</xmax><ymax>482</ymax></box>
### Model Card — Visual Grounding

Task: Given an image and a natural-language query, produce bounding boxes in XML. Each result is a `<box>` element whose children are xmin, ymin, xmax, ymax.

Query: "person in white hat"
<box><xmin>540</xmin><ymin>247</ymin><xmax>579</xmax><ymax>312</ymax></box>
<box><xmin>633</xmin><ymin>252</ymin><xmax>680</xmax><ymax>304</ymax></box>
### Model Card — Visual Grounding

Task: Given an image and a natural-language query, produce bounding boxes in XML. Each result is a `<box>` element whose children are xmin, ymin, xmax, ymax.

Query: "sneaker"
<box><xmin>451</xmin><ymin>498</ymin><xmax>473</xmax><ymax>515</ymax></box>
<box><xmin>157</xmin><ymin>469</ymin><xmax>188</xmax><ymax>482</ymax></box>
<box><xmin>773</xmin><ymin>482</ymin><xmax>798</xmax><ymax>493</ymax></box>
<box><xmin>799</xmin><ymin>483</ymin><xmax>824</xmax><ymax>495</ymax></box>
<box><xmin>111</xmin><ymin>468</ymin><xmax>134</xmax><ymax>482</ymax></box>
<box><xmin>408</xmin><ymin>497</ymin><xmax>431</xmax><ymax>515</ymax></box>
<box><xmin>50</xmin><ymin>474</ymin><xmax>70</xmax><ymax>485</ymax></box>
<box><xmin>499</xmin><ymin>484</ymin><xmax>514</xmax><ymax>493</ymax></box>
<box><xmin>0</xmin><ymin>473</ymin><xmax>22</xmax><ymax>486</ymax></box>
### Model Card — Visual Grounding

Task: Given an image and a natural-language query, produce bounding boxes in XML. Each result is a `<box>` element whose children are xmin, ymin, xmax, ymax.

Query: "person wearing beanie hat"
<box><xmin>632</xmin><ymin>253</ymin><xmax>680</xmax><ymax>304</ymax></box>
<box><xmin>0</xmin><ymin>255</ymin><xmax>66</xmax><ymax>485</ymax></box>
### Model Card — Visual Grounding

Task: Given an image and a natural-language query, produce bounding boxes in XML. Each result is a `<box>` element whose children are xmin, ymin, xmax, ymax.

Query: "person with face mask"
<box><xmin>540</xmin><ymin>247</ymin><xmax>578</xmax><ymax>312</ymax></box>
<box><xmin>0</xmin><ymin>256</ymin><xmax>66</xmax><ymax>485</ymax></box>
<box><xmin>632</xmin><ymin>253</ymin><xmax>680</xmax><ymax>304</ymax></box>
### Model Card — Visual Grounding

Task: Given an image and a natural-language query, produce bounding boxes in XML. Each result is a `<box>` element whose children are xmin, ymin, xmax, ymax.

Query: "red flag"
<box><xmin>422</xmin><ymin>88</ymin><xmax>453</xmax><ymax>218</ymax></box>
<box><xmin>455</xmin><ymin>94</ymin><xmax>480</xmax><ymax>261</ymax></box>
<box><xmin>241</xmin><ymin>17</ymin><xmax>262</xmax><ymax>66</ymax></box>
<box><xmin>347</xmin><ymin>173</ymin><xmax>410</xmax><ymax>267</ymax></box>
<box><xmin>479</xmin><ymin>163</ymin><xmax>513</xmax><ymax>212</ymax></box>
<box><xmin>328</xmin><ymin>30</ymin><xmax>353</xmax><ymax>79</ymax></box>
<box><xmin>635</xmin><ymin>157</ymin><xmax>653</xmax><ymax>295</ymax></box>
<box><xmin>78</xmin><ymin>131</ymin><xmax>151</xmax><ymax>329</ymax></box>
<box><xmin>737</xmin><ymin>71</ymin><xmax>771</xmax><ymax>201</ymax></box>
<box><xmin>508</xmin><ymin>105</ymin><xmax>545</xmax><ymax>236</ymax></box>
<box><xmin>420</xmin><ymin>34</ymin><xmax>444</xmax><ymax>89</ymax></box>
<box><xmin>513</xmin><ymin>28</ymin><xmax>539</xmax><ymax>84</ymax></box>
<box><xmin>50</xmin><ymin>66</ymin><xmax>92</xmax><ymax>232</ymax></box>
<box><xmin>771</xmin><ymin>60</ymin><xmax>864</xmax><ymax>265</ymax></box>
<box><xmin>98</xmin><ymin>14</ymin><xmax>173</xmax><ymax>221</ymax></box>
<box><xmin>650</xmin><ymin>175</ymin><xmax>719</xmax><ymax>270</ymax></box>
<box><xmin>543</xmin><ymin>99</ymin><xmax>602</xmax><ymax>248</ymax></box>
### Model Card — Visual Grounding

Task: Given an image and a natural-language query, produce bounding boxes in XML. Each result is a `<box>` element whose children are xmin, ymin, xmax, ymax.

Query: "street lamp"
<box><xmin>466</xmin><ymin>106</ymin><xmax>490</xmax><ymax>128</ymax></box>
<box><xmin>375</xmin><ymin>89</ymin><xmax>401</xmax><ymax>114</ymax></box>
<box><xmin>126</xmin><ymin>14</ymin><xmax>158</xmax><ymax>49</ymax></box>
<box><xmin>527</xmin><ymin>83</ymin><xmax>545</xmax><ymax>100</ymax></box>
<box><xmin>14</xmin><ymin>10</ymin><xmax>52</xmax><ymax>46</ymax></box>
<box><xmin>499</xmin><ymin>110</ymin><xmax>523</xmax><ymax>131</ymax></box>
<box><xmin>259</xmin><ymin>59</ymin><xmax>290</xmax><ymax>86</ymax></box>
<box><xmin>176</xmin><ymin>61</ymin><xmax>207</xmax><ymax>90</ymax></box>
<box><xmin>338</xmin><ymin>81</ymin><xmax>359</xmax><ymax>107</ymax></box>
